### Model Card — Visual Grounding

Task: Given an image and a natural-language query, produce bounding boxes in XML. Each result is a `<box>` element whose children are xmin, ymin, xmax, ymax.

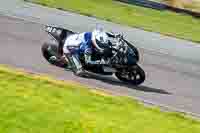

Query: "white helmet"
<box><xmin>92</xmin><ymin>25</ymin><xmax>109</xmax><ymax>48</ymax></box>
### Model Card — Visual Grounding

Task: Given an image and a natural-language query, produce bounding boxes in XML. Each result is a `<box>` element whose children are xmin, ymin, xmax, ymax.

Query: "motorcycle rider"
<box><xmin>63</xmin><ymin>26</ymin><xmax>109</xmax><ymax>76</ymax></box>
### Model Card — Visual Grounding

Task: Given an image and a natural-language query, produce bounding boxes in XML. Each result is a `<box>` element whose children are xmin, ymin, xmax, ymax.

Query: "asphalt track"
<box><xmin>1</xmin><ymin>0</ymin><xmax>200</xmax><ymax>116</ymax></box>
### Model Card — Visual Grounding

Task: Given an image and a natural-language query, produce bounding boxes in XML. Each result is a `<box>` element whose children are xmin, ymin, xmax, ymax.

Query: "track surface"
<box><xmin>1</xmin><ymin>0</ymin><xmax>200</xmax><ymax>116</ymax></box>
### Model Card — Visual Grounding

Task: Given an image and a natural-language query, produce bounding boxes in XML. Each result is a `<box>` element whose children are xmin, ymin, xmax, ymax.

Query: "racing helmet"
<box><xmin>93</xmin><ymin>26</ymin><xmax>109</xmax><ymax>49</ymax></box>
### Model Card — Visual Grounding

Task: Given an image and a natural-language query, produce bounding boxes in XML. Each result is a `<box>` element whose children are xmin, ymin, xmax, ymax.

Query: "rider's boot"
<box><xmin>65</xmin><ymin>54</ymin><xmax>85</xmax><ymax>76</ymax></box>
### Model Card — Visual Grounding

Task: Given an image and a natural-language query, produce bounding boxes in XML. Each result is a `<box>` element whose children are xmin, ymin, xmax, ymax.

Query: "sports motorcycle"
<box><xmin>42</xmin><ymin>25</ymin><xmax>145</xmax><ymax>86</ymax></box>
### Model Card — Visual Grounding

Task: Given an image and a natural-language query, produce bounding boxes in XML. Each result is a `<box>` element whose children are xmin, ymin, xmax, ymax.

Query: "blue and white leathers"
<box><xmin>63</xmin><ymin>32</ymin><xmax>93</xmax><ymax>55</ymax></box>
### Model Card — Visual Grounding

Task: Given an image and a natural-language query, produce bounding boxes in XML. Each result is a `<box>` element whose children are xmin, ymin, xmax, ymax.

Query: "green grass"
<box><xmin>28</xmin><ymin>0</ymin><xmax>200</xmax><ymax>43</ymax></box>
<box><xmin>0</xmin><ymin>65</ymin><xmax>200</xmax><ymax>132</ymax></box>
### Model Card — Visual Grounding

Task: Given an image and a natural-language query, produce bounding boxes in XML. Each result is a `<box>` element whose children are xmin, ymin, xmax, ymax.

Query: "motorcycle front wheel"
<box><xmin>115</xmin><ymin>64</ymin><xmax>145</xmax><ymax>86</ymax></box>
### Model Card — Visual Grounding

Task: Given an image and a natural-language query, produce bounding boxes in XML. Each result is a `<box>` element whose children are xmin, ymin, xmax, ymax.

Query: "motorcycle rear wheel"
<box><xmin>41</xmin><ymin>42</ymin><xmax>67</xmax><ymax>68</ymax></box>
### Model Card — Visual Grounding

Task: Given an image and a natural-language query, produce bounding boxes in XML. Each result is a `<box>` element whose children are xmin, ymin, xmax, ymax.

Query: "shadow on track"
<box><xmin>82</xmin><ymin>72</ymin><xmax>171</xmax><ymax>95</ymax></box>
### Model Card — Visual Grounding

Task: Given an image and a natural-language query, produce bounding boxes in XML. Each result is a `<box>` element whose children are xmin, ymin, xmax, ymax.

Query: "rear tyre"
<box><xmin>41</xmin><ymin>42</ymin><xmax>67</xmax><ymax>68</ymax></box>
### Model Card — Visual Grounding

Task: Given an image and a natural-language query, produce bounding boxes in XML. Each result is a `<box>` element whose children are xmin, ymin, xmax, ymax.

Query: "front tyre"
<box><xmin>115</xmin><ymin>64</ymin><xmax>145</xmax><ymax>86</ymax></box>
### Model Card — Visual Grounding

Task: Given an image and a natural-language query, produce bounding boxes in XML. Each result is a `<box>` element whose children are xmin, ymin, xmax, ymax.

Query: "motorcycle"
<box><xmin>41</xmin><ymin>25</ymin><xmax>145</xmax><ymax>86</ymax></box>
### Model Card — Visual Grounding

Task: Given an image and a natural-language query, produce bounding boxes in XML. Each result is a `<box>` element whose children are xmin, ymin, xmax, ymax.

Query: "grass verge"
<box><xmin>27</xmin><ymin>0</ymin><xmax>200</xmax><ymax>43</ymax></box>
<box><xmin>0</xmin><ymin>65</ymin><xmax>200</xmax><ymax>132</ymax></box>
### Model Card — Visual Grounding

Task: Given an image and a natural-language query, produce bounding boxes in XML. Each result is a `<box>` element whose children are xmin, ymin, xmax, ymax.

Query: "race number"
<box><xmin>45</xmin><ymin>26</ymin><xmax>62</xmax><ymax>35</ymax></box>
